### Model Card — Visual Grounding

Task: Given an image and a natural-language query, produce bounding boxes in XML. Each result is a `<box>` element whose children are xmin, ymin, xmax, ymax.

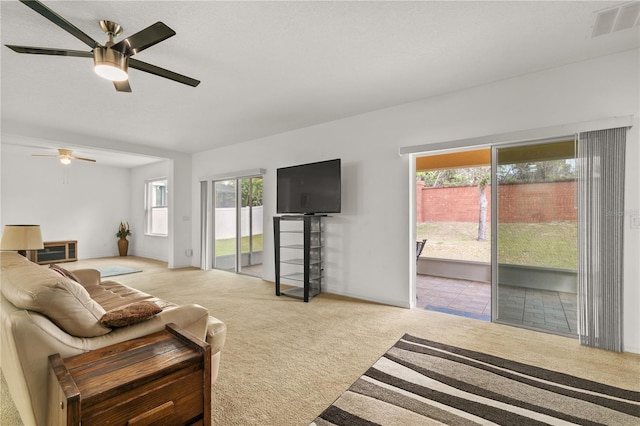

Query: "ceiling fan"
<box><xmin>33</xmin><ymin>149</ymin><xmax>96</xmax><ymax>165</ymax></box>
<box><xmin>5</xmin><ymin>0</ymin><xmax>200</xmax><ymax>92</ymax></box>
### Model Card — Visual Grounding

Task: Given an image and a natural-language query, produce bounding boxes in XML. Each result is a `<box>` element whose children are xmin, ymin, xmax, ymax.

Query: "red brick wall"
<box><xmin>417</xmin><ymin>181</ymin><xmax>576</xmax><ymax>223</ymax></box>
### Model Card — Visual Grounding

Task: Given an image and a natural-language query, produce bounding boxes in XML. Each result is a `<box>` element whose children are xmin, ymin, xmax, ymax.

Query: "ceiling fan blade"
<box><xmin>5</xmin><ymin>45</ymin><xmax>93</xmax><ymax>58</ymax></box>
<box><xmin>129</xmin><ymin>58</ymin><xmax>200</xmax><ymax>87</ymax></box>
<box><xmin>19</xmin><ymin>0</ymin><xmax>98</xmax><ymax>49</ymax></box>
<box><xmin>70</xmin><ymin>156</ymin><xmax>96</xmax><ymax>162</ymax></box>
<box><xmin>113</xmin><ymin>80</ymin><xmax>132</xmax><ymax>93</ymax></box>
<box><xmin>111</xmin><ymin>22</ymin><xmax>176</xmax><ymax>56</ymax></box>
<box><xmin>32</xmin><ymin>154</ymin><xmax>59</xmax><ymax>157</ymax></box>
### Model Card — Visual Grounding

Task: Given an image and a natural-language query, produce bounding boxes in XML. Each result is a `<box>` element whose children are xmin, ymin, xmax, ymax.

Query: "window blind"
<box><xmin>577</xmin><ymin>127</ymin><xmax>627</xmax><ymax>352</ymax></box>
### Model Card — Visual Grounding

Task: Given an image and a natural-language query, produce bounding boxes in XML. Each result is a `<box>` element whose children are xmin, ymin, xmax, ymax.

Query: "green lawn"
<box><xmin>215</xmin><ymin>234</ymin><xmax>263</xmax><ymax>256</ymax></box>
<box><xmin>215</xmin><ymin>223</ymin><xmax>577</xmax><ymax>269</ymax></box>
<box><xmin>417</xmin><ymin>221</ymin><xmax>577</xmax><ymax>269</ymax></box>
<box><xmin>497</xmin><ymin>222</ymin><xmax>577</xmax><ymax>269</ymax></box>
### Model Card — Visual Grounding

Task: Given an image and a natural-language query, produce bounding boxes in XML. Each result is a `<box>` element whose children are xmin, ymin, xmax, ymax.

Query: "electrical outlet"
<box><xmin>631</xmin><ymin>214</ymin><xmax>640</xmax><ymax>229</ymax></box>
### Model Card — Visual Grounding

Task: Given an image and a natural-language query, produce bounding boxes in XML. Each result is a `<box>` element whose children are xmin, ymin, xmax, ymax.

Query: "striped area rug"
<box><xmin>311</xmin><ymin>334</ymin><xmax>639</xmax><ymax>426</ymax></box>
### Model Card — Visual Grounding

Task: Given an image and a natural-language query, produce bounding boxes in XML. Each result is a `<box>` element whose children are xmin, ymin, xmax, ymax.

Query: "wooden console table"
<box><xmin>47</xmin><ymin>323</ymin><xmax>211</xmax><ymax>426</ymax></box>
<box><xmin>33</xmin><ymin>240</ymin><xmax>77</xmax><ymax>264</ymax></box>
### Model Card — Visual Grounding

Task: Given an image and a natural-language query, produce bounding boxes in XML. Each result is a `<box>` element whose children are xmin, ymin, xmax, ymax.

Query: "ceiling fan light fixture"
<box><xmin>93</xmin><ymin>46</ymin><xmax>128</xmax><ymax>81</ymax></box>
<box><xmin>8</xmin><ymin>2</ymin><xmax>199</xmax><ymax>92</ymax></box>
<box><xmin>60</xmin><ymin>157</ymin><xmax>71</xmax><ymax>165</ymax></box>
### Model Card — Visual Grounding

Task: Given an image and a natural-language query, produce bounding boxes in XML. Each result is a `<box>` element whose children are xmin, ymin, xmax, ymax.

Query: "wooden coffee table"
<box><xmin>47</xmin><ymin>323</ymin><xmax>211</xmax><ymax>426</ymax></box>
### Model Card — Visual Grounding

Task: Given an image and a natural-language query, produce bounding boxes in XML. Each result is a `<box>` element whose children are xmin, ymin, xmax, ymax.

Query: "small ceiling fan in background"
<box><xmin>33</xmin><ymin>149</ymin><xmax>96</xmax><ymax>165</ymax></box>
<box><xmin>4</xmin><ymin>0</ymin><xmax>200</xmax><ymax>92</ymax></box>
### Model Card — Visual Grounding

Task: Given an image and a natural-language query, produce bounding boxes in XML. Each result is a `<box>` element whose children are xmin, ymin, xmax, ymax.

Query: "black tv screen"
<box><xmin>277</xmin><ymin>159</ymin><xmax>341</xmax><ymax>214</ymax></box>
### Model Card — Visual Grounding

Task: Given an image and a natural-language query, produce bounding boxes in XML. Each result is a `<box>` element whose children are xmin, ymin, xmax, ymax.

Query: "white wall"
<box><xmin>192</xmin><ymin>49</ymin><xmax>640</xmax><ymax>352</ymax></box>
<box><xmin>128</xmin><ymin>157</ymin><xmax>195</xmax><ymax>267</ymax></box>
<box><xmin>168</xmin><ymin>154</ymin><xmax>195</xmax><ymax>268</ymax></box>
<box><xmin>130</xmin><ymin>160</ymin><xmax>170</xmax><ymax>261</ymax></box>
<box><xmin>0</xmin><ymin>142</ymin><xmax>131</xmax><ymax>259</ymax></box>
<box><xmin>1</xmin><ymin>139</ymin><xmax>193</xmax><ymax>267</ymax></box>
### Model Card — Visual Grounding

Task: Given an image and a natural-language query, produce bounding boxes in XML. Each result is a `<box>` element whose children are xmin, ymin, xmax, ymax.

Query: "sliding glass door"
<box><xmin>214</xmin><ymin>180</ymin><xmax>237</xmax><ymax>272</ymax></box>
<box><xmin>492</xmin><ymin>140</ymin><xmax>578</xmax><ymax>335</ymax></box>
<box><xmin>239</xmin><ymin>177</ymin><xmax>263</xmax><ymax>276</ymax></box>
<box><xmin>211</xmin><ymin>176</ymin><xmax>263</xmax><ymax>276</ymax></box>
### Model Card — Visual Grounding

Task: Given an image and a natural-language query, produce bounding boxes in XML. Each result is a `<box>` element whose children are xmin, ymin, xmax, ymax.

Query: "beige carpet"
<box><xmin>2</xmin><ymin>256</ymin><xmax>639</xmax><ymax>425</ymax></box>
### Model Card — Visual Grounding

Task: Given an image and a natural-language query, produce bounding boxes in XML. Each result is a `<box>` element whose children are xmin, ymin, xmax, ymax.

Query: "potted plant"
<box><xmin>116</xmin><ymin>221</ymin><xmax>131</xmax><ymax>256</ymax></box>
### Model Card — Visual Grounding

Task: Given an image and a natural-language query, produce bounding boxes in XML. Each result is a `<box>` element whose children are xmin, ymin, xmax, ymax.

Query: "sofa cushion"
<box><xmin>100</xmin><ymin>301</ymin><xmax>163</xmax><ymax>327</ymax></box>
<box><xmin>1</xmin><ymin>255</ymin><xmax>110</xmax><ymax>337</ymax></box>
<box><xmin>86</xmin><ymin>280</ymin><xmax>176</xmax><ymax>312</ymax></box>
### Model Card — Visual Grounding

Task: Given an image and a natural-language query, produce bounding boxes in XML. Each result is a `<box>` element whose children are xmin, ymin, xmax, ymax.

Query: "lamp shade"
<box><xmin>93</xmin><ymin>46</ymin><xmax>128</xmax><ymax>82</ymax></box>
<box><xmin>1</xmin><ymin>225</ymin><xmax>44</xmax><ymax>250</ymax></box>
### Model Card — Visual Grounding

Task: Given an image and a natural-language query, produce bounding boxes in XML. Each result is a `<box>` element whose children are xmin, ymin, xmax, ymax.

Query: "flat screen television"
<box><xmin>277</xmin><ymin>158</ymin><xmax>341</xmax><ymax>214</ymax></box>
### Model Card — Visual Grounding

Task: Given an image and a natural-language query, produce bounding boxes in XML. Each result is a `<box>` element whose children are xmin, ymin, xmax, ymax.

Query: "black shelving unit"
<box><xmin>274</xmin><ymin>215</ymin><xmax>324</xmax><ymax>302</ymax></box>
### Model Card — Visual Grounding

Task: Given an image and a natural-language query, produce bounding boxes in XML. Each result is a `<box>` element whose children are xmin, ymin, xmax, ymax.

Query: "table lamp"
<box><xmin>1</xmin><ymin>225</ymin><xmax>44</xmax><ymax>259</ymax></box>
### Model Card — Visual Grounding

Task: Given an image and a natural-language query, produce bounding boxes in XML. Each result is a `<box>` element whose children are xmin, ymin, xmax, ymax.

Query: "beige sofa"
<box><xmin>0</xmin><ymin>252</ymin><xmax>226</xmax><ymax>426</ymax></box>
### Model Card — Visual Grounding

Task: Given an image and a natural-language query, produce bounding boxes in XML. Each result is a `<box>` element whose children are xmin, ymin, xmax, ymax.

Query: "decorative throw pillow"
<box><xmin>100</xmin><ymin>301</ymin><xmax>163</xmax><ymax>327</ymax></box>
<box><xmin>49</xmin><ymin>264</ymin><xmax>80</xmax><ymax>282</ymax></box>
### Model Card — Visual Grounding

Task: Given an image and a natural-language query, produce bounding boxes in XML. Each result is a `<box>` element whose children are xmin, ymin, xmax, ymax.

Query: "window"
<box><xmin>145</xmin><ymin>178</ymin><xmax>168</xmax><ymax>236</ymax></box>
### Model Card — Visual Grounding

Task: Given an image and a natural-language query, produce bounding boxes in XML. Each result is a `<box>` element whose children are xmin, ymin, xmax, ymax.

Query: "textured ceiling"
<box><xmin>1</xmin><ymin>1</ymin><xmax>638</xmax><ymax>166</ymax></box>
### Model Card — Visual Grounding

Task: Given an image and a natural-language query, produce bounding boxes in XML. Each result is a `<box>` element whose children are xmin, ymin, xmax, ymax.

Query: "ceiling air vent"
<box><xmin>591</xmin><ymin>2</ymin><xmax>640</xmax><ymax>37</ymax></box>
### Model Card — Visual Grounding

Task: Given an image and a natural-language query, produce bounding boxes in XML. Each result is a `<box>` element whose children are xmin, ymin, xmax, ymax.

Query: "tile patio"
<box><xmin>415</xmin><ymin>274</ymin><xmax>577</xmax><ymax>335</ymax></box>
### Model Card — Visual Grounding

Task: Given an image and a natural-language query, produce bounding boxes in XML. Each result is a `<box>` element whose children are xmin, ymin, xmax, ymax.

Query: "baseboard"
<box><xmin>322</xmin><ymin>287</ymin><xmax>410</xmax><ymax>309</ymax></box>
